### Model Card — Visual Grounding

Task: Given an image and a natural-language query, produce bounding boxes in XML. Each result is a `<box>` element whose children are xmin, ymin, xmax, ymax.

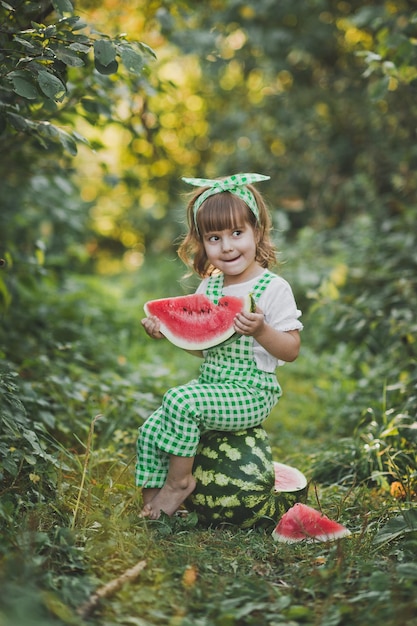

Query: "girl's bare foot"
<box><xmin>140</xmin><ymin>502</ymin><xmax>153</xmax><ymax>518</ymax></box>
<box><xmin>141</xmin><ymin>477</ymin><xmax>196</xmax><ymax>520</ymax></box>
<box><xmin>141</xmin><ymin>487</ymin><xmax>160</xmax><ymax>506</ymax></box>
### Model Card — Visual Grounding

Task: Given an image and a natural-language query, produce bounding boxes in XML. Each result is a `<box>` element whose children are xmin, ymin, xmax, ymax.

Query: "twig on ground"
<box><xmin>77</xmin><ymin>559</ymin><xmax>147</xmax><ymax>619</ymax></box>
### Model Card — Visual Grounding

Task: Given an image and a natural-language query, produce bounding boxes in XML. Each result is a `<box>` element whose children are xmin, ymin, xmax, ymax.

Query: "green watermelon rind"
<box><xmin>186</xmin><ymin>427</ymin><xmax>307</xmax><ymax>529</ymax></box>
<box><xmin>206</xmin><ymin>293</ymin><xmax>257</xmax><ymax>351</ymax></box>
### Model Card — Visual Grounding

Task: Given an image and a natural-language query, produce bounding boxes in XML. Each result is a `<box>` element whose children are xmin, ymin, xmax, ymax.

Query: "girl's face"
<box><xmin>202</xmin><ymin>221</ymin><xmax>262</xmax><ymax>284</ymax></box>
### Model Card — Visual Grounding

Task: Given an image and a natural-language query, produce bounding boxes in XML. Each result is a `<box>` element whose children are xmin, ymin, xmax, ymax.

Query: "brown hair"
<box><xmin>177</xmin><ymin>184</ymin><xmax>277</xmax><ymax>277</ymax></box>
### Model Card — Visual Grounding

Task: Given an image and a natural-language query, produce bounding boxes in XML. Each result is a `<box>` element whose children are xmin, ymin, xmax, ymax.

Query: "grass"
<box><xmin>53</xmin><ymin>333</ymin><xmax>415</xmax><ymax>626</ymax></box>
<box><xmin>61</xmin><ymin>438</ymin><xmax>416</xmax><ymax>626</ymax></box>
<box><xmin>1</xmin><ymin>265</ymin><xmax>416</xmax><ymax>626</ymax></box>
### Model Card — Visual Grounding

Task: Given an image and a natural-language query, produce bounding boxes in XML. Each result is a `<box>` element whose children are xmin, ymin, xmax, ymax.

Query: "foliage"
<box><xmin>4</xmin><ymin>432</ymin><xmax>416</xmax><ymax>626</ymax></box>
<box><xmin>0</xmin><ymin>365</ymin><xmax>65</xmax><ymax>526</ymax></box>
<box><xmin>0</xmin><ymin>0</ymin><xmax>155</xmax><ymax>153</ymax></box>
<box><xmin>355</xmin><ymin>3</ymin><xmax>417</xmax><ymax>91</ymax></box>
<box><xmin>0</xmin><ymin>0</ymin><xmax>157</xmax><ymax>321</ymax></box>
<box><xmin>306</xmin><ymin>207</ymin><xmax>417</xmax><ymax>491</ymax></box>
<box><xmin>166</xmin><ymin>0</ymin><xmax>417</xmax><ymax>232</ymax></box>
<box><xmin>1</xmin><ymin>1</ymin><xmax>417</xmax><ymax>625</ymax></box>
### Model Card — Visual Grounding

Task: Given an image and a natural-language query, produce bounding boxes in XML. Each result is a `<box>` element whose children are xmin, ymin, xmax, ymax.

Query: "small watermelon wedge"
<box><xmin>272</xmin><ymin>503</ymin><xmax>351</xmax><ymax>543</ymax></box>
<box><xmin>274</xmin><ymin>462</ymin><xmax>308</xmax><ymax>494</ymax></box>
<box><xmin>144</xmin><ymin>293</ymin><xmax>251</xmax><ymax>351</ymax></box>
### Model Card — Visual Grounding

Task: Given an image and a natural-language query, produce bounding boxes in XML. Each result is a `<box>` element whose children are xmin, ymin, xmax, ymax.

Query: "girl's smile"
<box><xmin>202</xmin><ymin>224</ymin><xmax>262</xmax><ymax>284</ymax></box>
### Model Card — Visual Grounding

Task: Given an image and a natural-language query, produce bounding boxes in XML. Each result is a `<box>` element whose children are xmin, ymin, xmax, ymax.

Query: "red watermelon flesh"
<box><xmin>144</xmin><ymin>293</ymin><xmax>250</xmax><ymax>350</ymax></box>
<box><xmin>272</xmin><ymin>503</ymin><xmax>351</xmax><ymax>543</ymax></box>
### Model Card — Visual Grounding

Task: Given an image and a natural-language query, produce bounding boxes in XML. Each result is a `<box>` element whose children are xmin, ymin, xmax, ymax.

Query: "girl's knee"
<box><xmin>139</xmin><ymin>411</ymin><xmax>162</xmax><ymax>440</ymax></box>
<box><xmin>162</xmin><ymin>386</ymin><xmax>190</xmax><ymax>410</ymax></box>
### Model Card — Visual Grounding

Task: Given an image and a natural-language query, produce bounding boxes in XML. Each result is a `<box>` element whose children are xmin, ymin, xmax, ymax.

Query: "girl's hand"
<box><xmin>235</xmin><ymin>306</ymin><xmax>301</xmax><ymax>362</ymax></box>
<box><xmin>141</xmin><ymin>315</ymin><xmax>165</xmax><ymax>340</ymax></box>
<box><xmin>234</xmin><ymin>306</ymin><xmax>265</xmax><ymax>337</ymax></box>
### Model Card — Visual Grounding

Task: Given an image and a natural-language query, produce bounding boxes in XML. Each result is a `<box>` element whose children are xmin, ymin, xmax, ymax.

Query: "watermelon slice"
<box><xmin>272</xmin><ymin>503</ymin><xmax>351</xmax><ymax>543</ymax></box>
<box><xmin>144</xmin><ymin>293</ymin><xmax>251</xmax><ymax>351</ymax></box>
<box><xmin>274</xmin><ymin>462</ymin><xmax>308</xmax><ymax>494</ymax></box>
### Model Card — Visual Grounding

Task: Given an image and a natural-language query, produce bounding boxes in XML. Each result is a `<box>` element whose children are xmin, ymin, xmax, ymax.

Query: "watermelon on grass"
<box><xmin>144</xmin><ymin>293</ymin><xmax>251</xmax><ymax>351</ymax></box>
<box><xmin>272</xmin><ymin>503</ymin><xmax>351</xmax><ymax>543</ymax></box>
<box><xmin>186</xmin><ymin>427</ymin><xmax>308</xmax><ymax>529</ymax></box>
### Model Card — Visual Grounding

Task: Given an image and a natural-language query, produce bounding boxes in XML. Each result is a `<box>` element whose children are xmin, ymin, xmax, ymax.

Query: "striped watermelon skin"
<box><xmin>187</xmin><ymin>427</ymin><xmax>300</xmax><ymax>528</ymax></box>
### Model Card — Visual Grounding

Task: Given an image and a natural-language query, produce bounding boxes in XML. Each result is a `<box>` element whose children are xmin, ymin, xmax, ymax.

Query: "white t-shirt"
<box><xmin>196</xmin><ymin>270</ymin><xmax>303</xmax><ymax>372</ymax></box>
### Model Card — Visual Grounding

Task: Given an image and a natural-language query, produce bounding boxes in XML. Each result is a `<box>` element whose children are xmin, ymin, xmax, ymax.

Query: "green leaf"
<box><xmin>118</xmin><ymin>43</ymin><xmax>143</xmax><ymax>74</ymax></box>
<box><xmin>43</xmin><ymin>24</ymin><xmax>57</xmax><ymax>37</ymax></box>
<box><xmin>27</xmin><ymin>121</ymin><xmax>82</xmax><ymax>154</ymax></box>
<box><xmin>9</xmin><ymin>73</ymin><xmax>38</xmax><ymax>100</ymax></box>
<box><xmin>397</xmin><ymin>563</ymin><xmax>417</xmax><ymax>581</ymax></box>
<box><xmin>13</xmin><ymin>35</ymin><xmax>37</xmax><ymax>51</ymax></box>
<box><xmin>57</xmin><ymin>128</ymin><xmax>78</xmax><ymax>155</ymax></box>
<box><xmin>138</xmin><ymin>41</ymin><xmax>157</xmax><ymax>59</ymax></box>
<box><xmin>53</xmin><ymin>44</ymin><xmax>85</xmax><ymax>67</ymax></box>
<box><xmin>94</xmin><ymin>39</ymin><xmax>116</xmax><ymax>67</ymax></box>
<box><xmin>374</xmin><ymin>509</ymin><xmax>417</xmax><ymax>545</ymax></box>
<box><xmin>368</xmin><ymin>76</ymin><xmax>390</xmax><ymax>101</ymax></box>
<box><xmin>37</xmin><ymin>121</ymin><xmax>59</xmax><ymax>141</ymax></box>
<box><xmin>51</xmin><ymin>0</ymin><xmax>74</xmax><ymax>15</ymax></box>
<box><xmin>58</xmin><ymin>15</ymin><xmax>83</xmax><ymax>28</ymax></box>
<box><xmin>1</xmin><ymin>454</ymin><xmax>19</xmax><ymax>477</ymax></box>
<box><xmin>36</xmin><ymin>70</ymin><xmax>66</xmax><ymax>101</ymax></box>
<box><xmin>6</xmin><ymin>111</ymin><xmax>31</xmax><ymax>132</ymax></box>
<box><xmin>22</xmin><ymin>430</ymin><xmax>61</xmax><ymax>467</ymax></box>
<box><xmin>69</xmin><ymin>42</ymin><xmax>90</xmax><ymax>53</ymax></box>
<box><xmin>94</xmin><ymin>58</ymin><xmax>119</xmax><ymax>75</ymax></box>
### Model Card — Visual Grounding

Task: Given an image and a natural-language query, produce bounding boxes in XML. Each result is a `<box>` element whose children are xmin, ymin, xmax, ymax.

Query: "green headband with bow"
<box><xmin>181</xmin><ymin>173</ymin><xmax>270</xmax><ymax>233</ymax></box>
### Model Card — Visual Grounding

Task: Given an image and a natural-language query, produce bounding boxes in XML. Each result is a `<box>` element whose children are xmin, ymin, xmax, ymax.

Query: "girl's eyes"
<box><xmin>207</xmin><ymin>230</ymin><xmax>242</xmax><ymax>242</ymax></box>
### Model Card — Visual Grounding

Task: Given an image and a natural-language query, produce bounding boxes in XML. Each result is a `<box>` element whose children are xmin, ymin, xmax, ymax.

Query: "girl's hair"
<box><xmin>177</xmin><ymin>184</ymin><xmax>277</xmax><ymax>277</ymax></box>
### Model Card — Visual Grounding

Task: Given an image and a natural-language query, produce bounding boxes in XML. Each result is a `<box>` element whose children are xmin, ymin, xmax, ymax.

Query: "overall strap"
<box><xmin>204</xmin><ymin>270</ymin><xmax>275</xmax><ymax>303</ymax></box>
<box><xmin>250</xmin><ymin>270</ymin><xmax>275</xmax><ymax>302</ymax></box>
<box><xmin>204</xmin><ymin>273</ymin><xmax>224</xmax><ymax>303</ymax></box>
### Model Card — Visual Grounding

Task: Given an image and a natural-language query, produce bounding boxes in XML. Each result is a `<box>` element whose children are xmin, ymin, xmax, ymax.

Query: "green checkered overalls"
<box><xmin>135</xmin><ymin>270</ymin><xmax>282</xmax><ymax>488</ymax></box>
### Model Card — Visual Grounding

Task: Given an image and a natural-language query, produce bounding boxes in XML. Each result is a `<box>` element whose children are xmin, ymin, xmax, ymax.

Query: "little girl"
<box><xmin>137</xmin><ymin>173</ymin><xmax>303</xmax><ymax>519</ymax></box>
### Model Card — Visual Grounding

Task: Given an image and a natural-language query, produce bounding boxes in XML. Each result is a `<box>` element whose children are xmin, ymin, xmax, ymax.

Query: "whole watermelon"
<box><xmin>186</xmin><ymin>426</ymin><xmax>301</xmax><ymax>528</ymax></box>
